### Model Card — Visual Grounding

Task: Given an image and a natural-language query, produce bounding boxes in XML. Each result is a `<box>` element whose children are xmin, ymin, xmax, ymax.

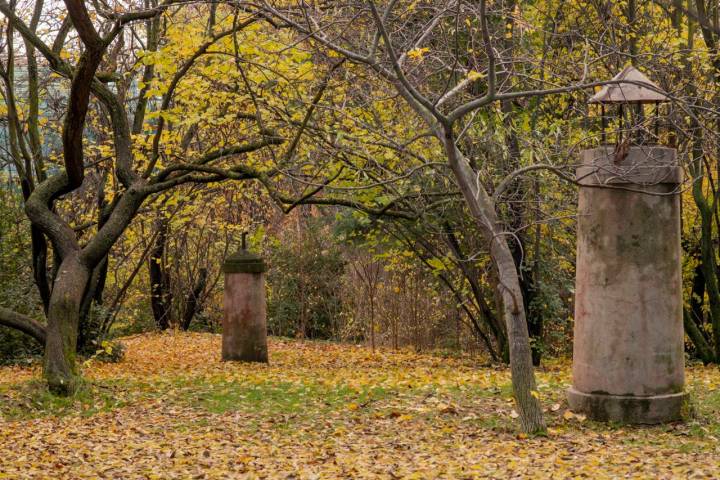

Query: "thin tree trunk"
<box><xmin>443</xmin><ymin>227</ymin><xmax>506</xmax><ymax>356</ymax></box>
<box><xmin>370</xmin><ymin>294</ymin><xmax>375</xmax><ymax>352</ymax></box>
<box><xmin>149</xmin><ymin>217</ymin><xmax>172</xmax><ymax>330</ymax></box>
<box><xmin>77</xmin><ymin>256</ymin><xmax>108</xmax><ymax>352</ymax></box>
<box><xmin>686</xmin><ymin>3</ymin><xmax>720</xmax><ymax>361</ymax></box>
<box><xmin>493</xmin><ymin>239</ymin><xmax>545</xmax><ymax>432</ymax></box>
<box><xmin>444</xmin><ymin>133</ymin><xmax>545</xmax><ymax>433</ymax></box>
<box><xmin>683</xmin><ymin>309</ymin><xmax>714</xmax><ymax>364</ymax></box>
<box><xmin>689</xmin><ymin>258</ymin><xmax>709</xmax><ymax>342</ymax></box>
<box><xmin>181</xmin><ymin>267</ymin><xmax>208</xmax><ymax>331</ymax></box>
<box><xmin>19</xmin><ymin>179</ymin><xmax>52</xmax><ymax>313</ymax></box>
<box><xmin>689</xmin><ymin>136</ymin><xmax>720</xmax><ymax>360</ymax></box>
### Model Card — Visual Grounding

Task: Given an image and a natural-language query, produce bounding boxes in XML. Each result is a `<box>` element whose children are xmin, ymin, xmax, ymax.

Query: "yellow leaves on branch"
<box><xmin>467</xmin><ymin>70</ymin><xmax>485</xmax><ymax>82</ymax></box>
<box><xmin>406</xmin><ymin>47</ymin><xmax>430</xmax><ymax>60</ymax></box>
<box><xmin>131</xmin><ymin>10</ymin><xmax>317</xmax><ymax>169</ymax></box>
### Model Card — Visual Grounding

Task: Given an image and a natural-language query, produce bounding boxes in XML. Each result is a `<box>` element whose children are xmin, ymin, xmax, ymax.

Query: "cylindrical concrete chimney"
<box><xmin>568</xmin><ymin>145</ymin><xmax>687</xmax><ymax>423</ymax></box>
<box><xmin>222</xmin><ymin>246</ymin><xmax>268</xmax><ymax>363</ymax></box>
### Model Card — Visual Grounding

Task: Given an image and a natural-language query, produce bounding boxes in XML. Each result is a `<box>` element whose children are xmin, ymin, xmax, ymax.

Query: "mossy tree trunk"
<box><xmin>44</xmin><ymin>254</ymin><xmax>90</xmax><ymax>395</ymax></box>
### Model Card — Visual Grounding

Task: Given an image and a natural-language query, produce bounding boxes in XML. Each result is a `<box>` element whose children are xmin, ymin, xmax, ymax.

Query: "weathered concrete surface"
<box><xmin>567</xmin><ymin>388</ymin><xmax>686</xmax><ymax>424</ymax></box>
<box><xmin>222</xmin><ymin>272</ymin><xmax>268</xmax><ymax>363</ymax></box>
<box><xmin>569</xmin><ymin>146</ymin><xmax>687</xmax><ymax>423</ymax></box>
<box><xmin>576</xmin><ymin>146</ymin><xmax>681</xmax><ymax>186</ymax></box>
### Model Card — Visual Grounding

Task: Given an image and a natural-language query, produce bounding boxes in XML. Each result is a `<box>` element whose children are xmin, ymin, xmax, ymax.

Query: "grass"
<box><xmin>0</xmin><ymin>379</ymin><xmax>131</xmax><ymax>420</ymax></box>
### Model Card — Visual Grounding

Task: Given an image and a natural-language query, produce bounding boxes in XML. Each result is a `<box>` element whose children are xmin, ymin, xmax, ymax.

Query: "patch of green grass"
<box><xmin>186</xmin><ymin>379</ymin><xmax>393</xmax><ymax>416</ymax></box>
<box><xmin>454</xmin><ymin>382</ymin><xmax>512</xmax><ymax>399</ymax></box>
<box><xmin>0</xmin><ymin>373</ymin><xmax>397</xmax><ymax>422</ymax></box>
<box><xmin>698</xmin><ymin>389</ymin><xmax>720</xmax><ymax>414</ymax></box>
<box><xmin>682</xmin><ymin>387</ymin><xmax>720</xmax><ymax>438</ymax></box>
<box><xmin>675</xmin><ymin>441</ymin><xmax>700</xmax><ymax>454</ymax></box>
<box><xmin>0</xmin><ymin>379</ymin><xmax>132</xmax><ymax>420</ymax></box>
<box><xmin>462</xmin><ymin>412</ymin><xmax>513</xmax><ymax>432</ymax></box>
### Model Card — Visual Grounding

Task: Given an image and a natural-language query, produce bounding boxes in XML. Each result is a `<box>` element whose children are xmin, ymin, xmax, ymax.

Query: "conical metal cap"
<box><xmin>589</xmin><ymin>66</ymin><xmax>669</xmax><ymax>104</ymax></box>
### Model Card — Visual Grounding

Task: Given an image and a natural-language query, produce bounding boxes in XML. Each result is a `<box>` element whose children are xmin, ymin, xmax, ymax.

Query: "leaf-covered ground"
<box><xmin>1</xmin><ymin>333</ymin><xmax>719</xmax><ymax>479</ymax></box>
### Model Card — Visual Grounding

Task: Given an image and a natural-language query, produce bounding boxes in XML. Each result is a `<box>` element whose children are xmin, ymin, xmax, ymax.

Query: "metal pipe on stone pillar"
<box><xmin>222</xmin><ymin>234</ymin><xmax>268</xmax><ymax>363</ymax></box>
<box><xmin>568</xmin><ymin>67</ymin><xmax>688</xmax><ymax>424</ymax></box>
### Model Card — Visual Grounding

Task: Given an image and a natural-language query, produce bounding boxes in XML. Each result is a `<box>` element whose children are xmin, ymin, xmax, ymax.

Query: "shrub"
<box><xmin>0</xmin><ymin>327</ymin><xmax>42</xmax><ymax>365</ymax></box>
<box><xmin>267</xmin><ymin>221</ymin><xmax>346</xmax><ymax>339</ymax></box>
<box><xmin>89</xmin><ymin>340</ymin><xmax>126</xmax><ymax>364</ymax></box>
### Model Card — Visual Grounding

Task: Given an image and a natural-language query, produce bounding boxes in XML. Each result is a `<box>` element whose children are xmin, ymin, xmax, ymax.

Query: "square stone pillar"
<box><xmin>222</xmin><ymin>249</ymin><xmax>268</xmax><ymax>363</ymax></box>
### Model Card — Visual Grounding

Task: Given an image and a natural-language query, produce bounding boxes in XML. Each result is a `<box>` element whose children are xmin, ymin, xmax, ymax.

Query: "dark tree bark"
<box><xmin>681</xmin><ymin>235</ymin><xmax>715</xmax><ymax>364</ymax></box>
<box><xmin>149</xmin><ymin>217</ymin><xmax>172</xmax><ymax>330</ymax></box>
<box><xmin>684</xmin><ymin>309</ymin><xmax>714</xmax><ymax>364</ymax></box>
<box><xmin>690</xmin><ymin>260</ymin><xmax>709</xmax><ymax>339</ymax></box>
<box><xmin>181</xmin><ymin>267</ymin><xmax>208</xmax><ymax>331</ymax></box>
<box><xmin>20</xmin><ymin>179</ymin><xmax>52</xmax><ymax>313</ymax></box>
<box><xmin>77</xmin><ymin>172</ymin><xmax>111</xmax><ymax>346</ymax></box>
<box><xmin>1</xmin><ymin>1</ymin><xmax>52</xmax><ymax>314</ymax></box>
<box><xmin>443</xmin><ymin>226</ymin><xmax>507</xmax><ymax>357</ymax></box>
<box><xmin>60</xmin><ymin>0</ymin><xmax>105</xmax><ymax>192</ymax></box>
<box><xmin>495</xmin><ymin>0</ymin><xmax>543</xmax><ymax>366</ymax></box>
<box><xmin>0</xmin><ymin>307</ymin><xmax>46</xmax><ymax>345</ymax></box>
<box><xmin>43</xmin><ymin>254</ymin><xmax>90</xmax><ymax>395</ymax></box>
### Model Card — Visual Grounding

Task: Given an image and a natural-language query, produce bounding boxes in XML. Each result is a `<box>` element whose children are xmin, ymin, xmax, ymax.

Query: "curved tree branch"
<box><xmin>61</xmin><ymin>0</ymin><xmax>107</xmax><ymax>191</ymax></box>
<box><xmin>0</xmin><ymin>307</ymin><xmax>47</xmax><ymax>345</ymax></box>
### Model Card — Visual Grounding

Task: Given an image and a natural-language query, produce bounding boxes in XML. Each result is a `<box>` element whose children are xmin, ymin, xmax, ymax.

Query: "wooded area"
<box><xmin>1</xmin><ymin>0</ymin><xmax>720</xmax><ymax>477</ymax></box>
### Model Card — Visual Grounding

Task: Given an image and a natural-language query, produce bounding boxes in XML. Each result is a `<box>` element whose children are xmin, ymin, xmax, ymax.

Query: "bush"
<box><xmin>89</xmin><ymin>340</ymin><xmax>126</xmax><ymax>364</ymax></box>
<box><xmin>77</xmin><ymin>304</ymin><xmax>111</xmax><ymax>357</ymax></box>
<box><xmin>267</xmin><ymin>221</ymin><xmax>346</xmax><ymax>339</ymax></box>
<box><xmin>0</xmin><ymin>327</ymin><xmax>43</xmax><ymax>365</ymax></box>
<box><xmin>0</xmin><ymin>176</ymin><xmax>44</xmax><ymax>364</ymax></box>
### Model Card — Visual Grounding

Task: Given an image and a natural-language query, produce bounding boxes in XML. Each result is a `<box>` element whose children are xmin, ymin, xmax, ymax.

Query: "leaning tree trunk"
<box><xmin>444</xmin><ymin>136</ymin><xmax>545</xmax><ymax>433</ymax></box>
<box><xmin>44</xmin><ymin>254</ymin><xmax>90</xmax><ymax>396</ymax></box>
<box><xmin>491</xmin><ymin>237</ymin><xmax>545</xmax><ymax>432</ymax></box>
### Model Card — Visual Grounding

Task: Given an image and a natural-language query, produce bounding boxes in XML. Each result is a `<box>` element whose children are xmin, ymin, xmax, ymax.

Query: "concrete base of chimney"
<box><xmin>567</xmin><ymin>387</ymin><xmax>688</xmax><ymax>424</ymax></box>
